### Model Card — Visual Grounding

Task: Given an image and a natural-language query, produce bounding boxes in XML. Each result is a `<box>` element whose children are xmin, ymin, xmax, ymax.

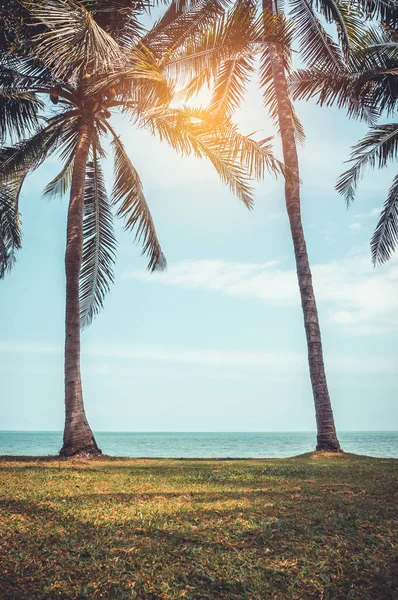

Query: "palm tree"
<box><xmin>0</xmin><ymin>0</ymin><xmax>283</xmax><ymax>456</ymax></box>
<box><xmin>292</xmin><ymin>21</ymin><xmax>398</xmax><ymax>264</ymax></box>
<box><xmin>259</xmin><ymin>0</ymin><xmax>346</xmax><ymax>451</ymax></box>
<box><xmin>179</xmin><ymin>0</ymin><xmax>374</xmax><ymax>450</ymax></box>
<box><xmin>187</xmin><ymin>0</ymin><xmax>396</xmax><ymax>449</ymax></box>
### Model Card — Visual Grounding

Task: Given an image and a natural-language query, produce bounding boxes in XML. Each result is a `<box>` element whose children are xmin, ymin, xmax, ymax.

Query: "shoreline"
<box><xmin>1</xmin><ymin>451</ymin><xmax>397</xmax><ymax>462</ymax></box>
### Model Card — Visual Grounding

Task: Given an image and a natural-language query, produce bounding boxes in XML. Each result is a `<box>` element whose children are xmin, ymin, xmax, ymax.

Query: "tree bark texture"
<box><xmin>263</xmin><ymin>0</ymin><xmax>340</xmax><ymax>451</ymax></box>
<box><xmin>60</xmin><ymin>119</ymin><xmax>101</xmax><ymax>457</ymax></box>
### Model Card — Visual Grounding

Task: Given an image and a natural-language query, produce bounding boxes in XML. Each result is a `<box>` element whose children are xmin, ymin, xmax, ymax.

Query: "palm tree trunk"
<box><xmin>263</xmin><ymin>0</ymin><xmax>340</xmax><ymax>451</ymax></box>
<box><xmin>60</xmin><ymin>119</ymin><xmax>101</xmax><ymax>457</ymax></box>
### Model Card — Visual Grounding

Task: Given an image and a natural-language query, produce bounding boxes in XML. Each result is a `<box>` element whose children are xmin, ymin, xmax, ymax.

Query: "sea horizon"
<box><xmin>2</xmin><ymin>429</ymin><xmax>397</xmax><ymax>433</ymax></box>
<box><xmin>1</xmin><ymin>430</ymin><xmax>397</xmax><ymax>459</ymax></box>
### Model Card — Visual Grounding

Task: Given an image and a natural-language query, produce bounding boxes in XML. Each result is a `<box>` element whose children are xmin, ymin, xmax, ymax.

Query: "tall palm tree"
<box><xmin>0</xmin><ymin>0</ymin><xmax>283</xmax><ymax>456</ymax></box>
<box><xmin>136</xmin><ymin>0</ymin><xmax>397</xmax><ymax>451</ymax></box>
<box><xmin>292</xmin><ymin>21</ymin><xmax>398</xmax><ymax>264</ymax></box>
<box><xmin>177</xmin><ymin>0</ymin><xmax>375</xmax><ymax>450</ymax></box>
<box><xmin>259</xmin><ymin>0</ymin><xmax>346</xmax><ymax>451</ymax></box>
<box><xmin>187</xmin><ymin>0</ymin><xmax>396</xmax><ymax>449</ymax></box>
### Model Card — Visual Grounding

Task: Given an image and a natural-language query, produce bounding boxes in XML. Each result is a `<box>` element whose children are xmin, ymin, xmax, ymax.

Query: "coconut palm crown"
<box><xmin>0</xmin><ymin>0</ymin><xmax>286</xmax><ymax>456</ymax></box>
<box><xmin>292</xmin><ymin>19</ymin><xmax>398</xmax><ymax>264</ymax></box>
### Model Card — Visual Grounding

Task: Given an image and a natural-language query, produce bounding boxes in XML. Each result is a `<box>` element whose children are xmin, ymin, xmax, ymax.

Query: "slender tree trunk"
<box><xmin>60</xmin><ymin>119</ymin><xmax>101</xmax><ymax>457</ymax></box>
<box><xmin>263</xmin><ymin>0</ymin><xmax>340</xmax><ymax>451</ymax></box>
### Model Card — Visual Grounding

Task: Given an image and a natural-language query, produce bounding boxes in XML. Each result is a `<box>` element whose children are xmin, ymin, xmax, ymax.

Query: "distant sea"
<box><xmin>0</xmin><ymin>431</ymin><xmax>397</xmax><ymax>458</ymax></box>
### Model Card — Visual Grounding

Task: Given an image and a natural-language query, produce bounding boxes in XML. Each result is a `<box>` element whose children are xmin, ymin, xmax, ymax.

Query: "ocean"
<box><xmin>0</xmin><ymin>430</ymin><xmax>397</xmax><ymax>458</ymax></box>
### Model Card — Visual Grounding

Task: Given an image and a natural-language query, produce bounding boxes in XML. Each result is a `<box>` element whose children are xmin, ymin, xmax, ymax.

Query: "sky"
<box><xmin>1</xmin><ymin>20</ymin><xmax>397</xmax><ymax>433</ymax></box>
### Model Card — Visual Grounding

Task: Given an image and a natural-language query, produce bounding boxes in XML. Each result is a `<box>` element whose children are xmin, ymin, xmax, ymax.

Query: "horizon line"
<box><xmin>1</xmin><ymin>430</ymin><xmax>397</xmax><ymax>434</ymax></box>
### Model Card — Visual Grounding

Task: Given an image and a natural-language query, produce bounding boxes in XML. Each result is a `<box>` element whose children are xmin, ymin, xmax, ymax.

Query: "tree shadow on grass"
<box><xmin>1</xmin><ymin>490</ymin><xmax>397</xmax><ymax>600</ymax></box>
<box><xmin>0</xmin><ymin>496</ymin><xmax>296</xmax><ymax>600</ymax></box>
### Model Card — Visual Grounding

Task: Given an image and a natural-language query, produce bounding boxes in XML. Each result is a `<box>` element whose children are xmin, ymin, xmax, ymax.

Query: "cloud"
<box><xmin>1</xmin><ymin>340</ymin><xmax>397</xmax><ymax>374</ymax></box>
<box><xmin>349</xmin><ymin>222</ymin><xmax>362</xmax><ymax>231</ymax></box>
<box><xmin>354</xmin><ymin>207</ymin><xmax>382</xmax><ymax>219</ymax></box>
<box><xmin>124</xmin><ymin>251</ymin><xmax>398</xmax><ymax>335</ymax></box>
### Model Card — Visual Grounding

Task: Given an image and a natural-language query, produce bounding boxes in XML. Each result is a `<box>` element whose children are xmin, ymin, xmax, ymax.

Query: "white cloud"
<box><xmin>1</xmin><ymin>340</ymin><xmax>397</xmax><ymax>374</ymax></box>
<box><xmin>0</xmin><ymin>341</ymin><xmax>61</xmax><ymax>354</ymax></box>
<box><xmin>354</xmin><ymin>207</ymin><xmax>382</xmax><ymax>219</ymax></box>
<box><xmin>349</xmin><ymin>222</ymin><xmax>362</xmax><ymax>231</ymax></box>
<box><xmin>125</xmin><ymin>259</ymin><xmax>298</xmax><ymax>305</ymax></box>
<box><xmin>124</xmin><ymin>251</ymin><xmax>398</xmax><ymax>335</ymax></box>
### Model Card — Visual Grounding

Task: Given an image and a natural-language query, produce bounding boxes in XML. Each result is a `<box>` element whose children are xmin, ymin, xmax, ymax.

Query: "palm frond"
<box><xmin>209</xmin><ymin>56</ymin><xmax>254</xmax><ymax>118</ymax></box>
<box><xmin>81</xmin><ymin>0</ymin><xmax>148</xmax><ymax>48</ymax></box>
<box><xmin>147</xmin><ymin>0</ymin><xmax>227</xmax><ymax>61</ymax></box>
<box><xmin>80</xmin><ymin>151</ymin><xmax>117</xmax><ymax>327</ymax></box>
<box><xmin>290</xmin><ymin>67</ymin><xmax>380</xmax><ymax>123</ymax></box>
<box><xmin>348</xmin><ymin>0</ymin><xmax>397</xmax><ymax>23</ymax></box>
<box><xmin>141</xmin><ymin>106</ymin><xmax>255</xmax><ymax>208</ymax></box>
<box><xmin>0</xmin><ymin>183</ymin><xmax>22</xmax><ymax>278</ymax></box>
<box><xmin>105</xmin><ymin>122</ymin><xmax>166</xmax><ymax>272</ymax></box>
<box><xmin>219</xmin><ymin>119</ymin><xmax>289</xmax><ymax>180</ymax></box>
<box><xmin>289</xmin><ymin>0</ymin><xmax>344</xmax><ymax>71</ymax></box>
<box><xmin>161</xmin><ymin>0</ymin><xmax>257</xmax><ymax>88</ymax></box>
<box><xmin>27</xmin><ymin>0</ymin><xmax>123</xmax><ymax>82</ymax></box>
<box><xmin>43</xmin><ymin>118</ymin><xmax>83</xmax><ymax>199</ymax></box>
<box><xmin>371</xmin><ymin>174</ymin><xmax>398</xmax><ymax>264</ymax></box>
<box><xmin>336</xmin><ymin>123</ymin><xmax>398</xmax><ymax>204</ymax></box>
<box><xmin>92</xmin><ymin>44</ymin><xmax>171</xmax><ymax>111</ymax></box>
<box><xmin>142</xmin><ymin>0</ymin><xmax>199</xmax><ymax>50</ymax></box>
<box><xmin>0</xmin><ymin>88</ymin><xmax>42</xmax><ymax>144</ymax></box>
<box><xmin>208</xmin><ymin>0</ymin><xmax>260</xmax><ymax>118</ymax></box>
<box><xmin>0</xmin><ymin>112</ymin><xmax>81</xmax><ymax>184</ymax></box>
<box><xmin>43</xmin><ymin>158</ymin><xmax>75</xmax><ymax>200</ymax></box>
<box><xmin>314</xmin><ymin>0</ymin><xmax>366</xmax><ymax>54</ymax></box>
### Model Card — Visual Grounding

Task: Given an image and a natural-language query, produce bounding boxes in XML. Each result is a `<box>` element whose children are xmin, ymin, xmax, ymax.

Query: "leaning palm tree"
<box><xmin>256</xmin><ymin>0</ymin><xmax>394</xmax><ymax>449</ymax></box>
<box><xmin>258</xmin><ymin>0</ymin><xmax>350</xmax><ymax>451</ymax></box>
<box><xmin>149</xmin><ymin>0</ymin><xmax>397</xmax><ymax>451</ymax></box>
<box><xmin>173</xmin><ymin>0</ymin><xmax>373</xmax><ymax>451</ymax></box>
<box><xmin>0</xmin><ymin>0</ymin><xmax>283</xmax><ymax>456</ymax></box>
<box><xmin>292</xmin><ymin>21</ymin><xmax>398</xmax><ymax>264</ymax></box>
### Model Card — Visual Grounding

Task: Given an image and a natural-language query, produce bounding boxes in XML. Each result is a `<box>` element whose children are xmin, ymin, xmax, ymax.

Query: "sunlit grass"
<box><xmin>0</xmin><ymin>453</ymin><xmax>397</xmax><ymax>599</ymax></box>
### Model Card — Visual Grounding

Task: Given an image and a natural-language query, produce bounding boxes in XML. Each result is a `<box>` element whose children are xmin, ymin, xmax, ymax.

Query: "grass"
<box><xmin>0</xmin><ymin>452</ymin><xmax>397</xmax><ymax>599</ymax></box>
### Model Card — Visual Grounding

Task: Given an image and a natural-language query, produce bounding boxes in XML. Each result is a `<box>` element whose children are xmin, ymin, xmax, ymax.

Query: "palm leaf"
<box><xmin>147</xmin><ymin>0</ymin><xmax>227</xmax><ymax>61</ymax></box>
<box><xmin>315</xmin><ymin>0</ymin><xmax>366</xmax><ymax>54</ymax></box>
<box><xmin>105</xmin><ymin>122</ymin><xmax>166</xmax><ymax>272</ymax></box>
<box><xmin>140</xmin><ymin>106</ymin><xmax>255</xmax><ymax>207</ymax></box>
<box><xmin>371</xmin><ymin>174</ymin><xmax>398</xmax><ymax>264</ymax></box>
<box><xmin>289</xmin><ymin>0</ymin><xmax>344</xmax><ymax>71</ymax></box>
<box><xmin>0</xmin><ymin>88</ymin><xmax>42</xmax><ymax>144</ymax></box>
<box><xmin>80</xmin><ymin>151</ymin><xmax>117</xmax><ymax>327</ymax></box>
<box><xmin>81</xmin><ymin>0</ymin><xmax>147</xmax><ymax>48</ymax></box>
<box><xmin>290</xmin><ymin>67</ymin><xmax>380</xmax><ymax>123</ymax></box>
<box><xmin>27</xmin><ymin>0</ymin><xmax>123</xmax><ymax>82</ymax></box>
<box><xmin>161</xmin><ymin>0</ymin><xmax>257</xmax><ymax>88</ymax></box>
<box><xmin>217</xmin><ymin>118</ymin><xmax>289</xmax><ymax>180</ymax></box>
<box><xmin>141</xmin><ymin>0</ymin><xmax>198</xmax><ymax>50</ymax></box>
<box><xmin>348</xmin><ymin>0</ymin><xmax>397</xmax><ymax>23</ymax></box>
<box><xmin>43</xmin><ymin>118</ymin><xmax>83</xmax><ymax>199</ymax></box>
<box><xmin>91</xmin><ymin>44</ymin><xmax>171</xmax><ymax>111</ymax></box>
<box><xmin>43</xmin><ymin>158</ymin><xmax>75</xmax><ymax>200</ymax></box>
<box><xmin>336</xmin><ymin>123</ymin><xmax>398</xmax><ymax>204</ymax></box>
<box><xmin>0</xmin><ymin>112</ymin><xmax>81</xmax><ymax>184</ymax></box>
<box><xmin>210</xmin><ymin>55</ymin><xmax>254</xmax><ymax>118</ymax></box>
<box><xmin>0</xmin><ymin>183</ymin><xmax>22</xmax><ymax>278</ymax></box>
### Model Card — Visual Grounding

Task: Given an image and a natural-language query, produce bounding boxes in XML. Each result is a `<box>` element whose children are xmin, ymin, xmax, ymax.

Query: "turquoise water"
<box><xmin>0</xmin><ymin>431</ymin><xmax>397</xmax><ymax>458</ymax></box>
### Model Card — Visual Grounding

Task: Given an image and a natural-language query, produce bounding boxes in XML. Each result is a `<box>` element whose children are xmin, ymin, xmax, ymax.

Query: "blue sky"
<box><xmin>1</xmin><ymin>54</ymin><xmax>397</xmax><ymax>433</ymax></box>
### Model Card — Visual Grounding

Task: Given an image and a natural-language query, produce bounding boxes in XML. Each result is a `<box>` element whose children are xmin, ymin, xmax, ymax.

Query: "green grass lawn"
<box><xmin>0</xmin><ymin>452</ymin><xmax>397</xmax><ymax>599</ymax></box>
